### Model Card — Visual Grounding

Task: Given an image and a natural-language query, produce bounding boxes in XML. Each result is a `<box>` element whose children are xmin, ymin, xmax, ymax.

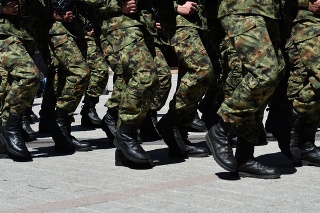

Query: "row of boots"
<box><xmin>100</xmin><ymin>109</ymin><xmax>210</xmax><ymax>167</ymax></box>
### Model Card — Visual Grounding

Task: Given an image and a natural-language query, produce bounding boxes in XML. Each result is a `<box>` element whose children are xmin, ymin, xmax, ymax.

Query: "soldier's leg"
<box><xmin>105</xmin><ymin>27</ymin><xmax>159</xmax><ymax>164</ymax></box>
<box><xmin>206</xmin><ymin>16</ymin><xmax>284</xmax><ymax>178</ymax></box>
<box><xmin>139</xmin><ymin>45</ymin><xmax>171</xmax><ymax>142</ymax></box>
<box><xmin>81</xmin><ymin>39</ymin><xmax>109</xmax><ymax>128</ymax></box>
<box><xmin>0</xmin><ymin>36</ymin><xmax>40</xmax><ymax>159</ymax></box>
<box><xmin>49</xmin><ymin>34</ymin><xmax>91</xmax><ymax>152</ymax></box>
<box><xmin>157</xmin><ymin>27</ymin><xmax>212</xmax><ymax>158</ymax></box>
<box><xmin>285</xmin><ymin>33</ymin><xmax>320</xmax><ymax>166</ymax></box>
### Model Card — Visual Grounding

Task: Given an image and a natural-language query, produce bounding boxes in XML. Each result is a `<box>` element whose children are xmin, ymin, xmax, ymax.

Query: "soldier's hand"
<box><xmin>86</xmin><ymin>28</ymin><xmax>95</xmax><ymax>37</ymax></box>
<box><xmin>1</xmin><ymin>1</ymin><xmax>19</xmax><ymax>15</ymax></box>
<box><xmin>177</xmin><ymin>1</ymin><xmax>197</xmax><ymax>16</ymax></box>
<box><xmin>156</xmin><ymin>22</ymin><xmax>161</xmax><ymax>30</ymax></box>
<box><xmin>122</xmin><ymin>0</ymin><xmax>137</xmax><ymax>14</ymax></box>
<box><xmin>52</xmin><ymin>11</ymin><xmax>74</xmax><ymax>22</ymax></box>
<box><xmin>308</xmin><ymin>0</ymin><xmax>320</xmax><ymax>14</ymax></box>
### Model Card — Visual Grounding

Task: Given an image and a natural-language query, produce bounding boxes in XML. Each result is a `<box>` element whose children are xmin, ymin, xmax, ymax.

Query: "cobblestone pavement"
<box><xmin>1</xmin><ymin>74</ymin><xmax>320</xmax><ymax>213</ymax></box>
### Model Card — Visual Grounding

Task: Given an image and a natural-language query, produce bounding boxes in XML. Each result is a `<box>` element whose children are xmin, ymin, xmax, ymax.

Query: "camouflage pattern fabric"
<box><xmin>217</xmin><ymin>15</ymin><xmax>285</xmax><ymax>143</ymax></box>
<box><xmin>106</xmin><ymin>45</ymin><xmax>170</xmax><ymax>120</ymax></box>
<box><xmin>149</xmin><ymin>46</ymin><xmax>172</xmax><ymax>111</ymax></box>
<box><xmin>286</xmin><ymin>15</ymin><xmax>320</xmax><ymax>127</ymax></box>
<box><xmin>220</xmin><ymin>36</ymin><xmax>267</xmax><ymax>142</ymax></box>
<box><xmin>0</xmin><ymin>36</ymin><xmax>40</xmax><ymax>124</ymax></box>
<box><xmin>168</xmin><ymin>27</ymin><xmax>213</xmax><ymax>125</ymax></box>
<box><xmin>103</xmin><ymin>26</ymin><xmax>159</xmax><ymax>125</ymax></box>
<box><xmin>84</xmin><ymin>36</ymin><xmax>109</xmax><ymax>100</ymax></box>
<box><xmin>47</xmin><ymin>26</ymin><xmax>90</xmax><ymax>113</ymax></box>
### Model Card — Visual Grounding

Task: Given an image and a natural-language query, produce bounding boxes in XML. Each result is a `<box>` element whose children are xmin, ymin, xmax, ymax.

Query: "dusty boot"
<box><xmin>139</xmin><ymin>110</ymin><xmax>161</xmax><ymax>142</ymax></box>
<box><xmin>156</xmin><ymin>112</ymin><xmax>186</xmax><ymax>155</ymax></box>
<box><xmin>20</xmin><ymin>112</ymin><xmax>37</xmax><ymax>142</ymax></box>
<box><xmin>80</xmin><ymin>95</ymin><xmax>102</xmax><ymax>128</ymax></box>
<box><xmin>188</xmin><ymin>112</ymin><xmax>207</xmax><ymax>132</ymax></box>
<box><xmin>206</xmin><ymin>119</ymin><xmax>237</xmax><ymax>172</ymax></box>
<box><xmin>236</xmin><ymin>137</ymin><xmax>280</xmax><ymax>179</ymax></box>
<box><xmin>299</xmin><ymin>124</ymin><xmax>320</xmax><ymax>166</ymax></box>
<box><xmin>115</xmin><ymin>148</ymin><xmax>154</xmax><ymax>168</ymax></box>
<box><xmin>101</xmin><ymin>109</ymin><xmax>118</xmax><ymax>144</ymax></box>
<box><xmin>169</xmin><ymin>128</ymin><xmax>209</xmax><ymax>158</ymax></box>
<box><xmin>65</xmin><ymin>122</ymin><xmax>92</xmax><ymax>152</ymax></box>
<box><xmin>113</xmin><ymin>122</ymin><xmax>151</xmax><ymax>163</ymax></box>
<box><xmin>0</xmin><ymin>112</ymin><xmax>31</xmax><ymax>159</ymax></box>
<box><xmin>289</xmin><ymin>109</ymin><xmax>304</xmax><ymax>162</ymax></box>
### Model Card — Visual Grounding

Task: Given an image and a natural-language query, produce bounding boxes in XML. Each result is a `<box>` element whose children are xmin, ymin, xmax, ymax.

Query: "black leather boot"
<box><xmin>115</xmin><ymin>148</ymin><xmax>154</xmax><ymax>168</ymax></box>
<box><xmin>50</xmin><ymin>108</ymin><xmax>75</xmax><ymax>152</ymax></box>
<box><xmin>236</xmin><ymin>137</ymin><xmax>280</xmax><ymax>179</ymax></box>
<box><xmin>257</xmin><ymin>129</ymin><xmax>268</xmax><ymax>146</ymax></box>
<box><xmin>206</xmin><ymin>119</ymin><xmax>237</xmax><ymax>172</ymax></box>
<box><xmin>0</xmin><ymin>137</ymin><xmax>8</xmax><ymax>158</ymax></box>
<box><xmin>113</xmin><ymin>122</ymin><xmax>151</xmax><ymax>163</ymax></box>
<box><xmin>38</xmin><ymin>95</ymin><xmax>56</xmax><ymax>134</ymax></box>
<box><xmin>139</xmin><ymin>110</ymin><xmax>162</xmax><ymax>142</ymax></box>
<box><xmin>25</xmin><ymin>107</ymin><xmax>39</xmax><ymax>123</ymax></box>
<box><xmin>169</xmin><ymin>128</ymin><xmax>209</xmax><ymax>158</ymax></box>
<box><xmin>299</xmin><ymin>124</ymin><xmax>320</xmax><ymax>166</ymax></box>
<box><xmin>1</xmin><ymin>112</ymin><xmax>31</xmax><ymax>159</ymax></box>
<box><xmin>80</xmin><ymin>95</ymin><xmax>102</xmax><ymax>128</ymax></box>
<box><xmin>289</xmin><ymin>109</ymin><xmax>304</xmax><ymax>162</ymax></box>
<box><xmin>65</xmin><ymin>122</ymin><xmax>92</xmax><ymax>152</ymax></box>
<box><xmin>20</xmin><ymin>112</ymin><xmax>37</xmax><ymax>142</ymax></box>
<box><xmin>101</xmin><ymin>109</ymin><xmax>118</xmax><ymax>144</ymax></box>
<box><xmin>156</xmin><ymin>113</ymin><xmax>186</xmax><ymax>155</ymax></box>
<box><xmin>188</xmin><ymin>112</ymin><xmax>207</xmax><ymax>132</ymax></box>
<box><xmin>0</xmin><ymin>120</ymin><xmax>9</xmax><ymax>159</ymax></box>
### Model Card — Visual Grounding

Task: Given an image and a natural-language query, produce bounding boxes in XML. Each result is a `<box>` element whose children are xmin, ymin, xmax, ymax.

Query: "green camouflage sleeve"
<box><xmin>297</xmin><ymin>0</ymin><xmax>309</xmax><ymax>8</ymax></box>
<box><xmin>82</xmin><ymin>0</ymin><xmax>121</xmax><ymax>16</ymax></box>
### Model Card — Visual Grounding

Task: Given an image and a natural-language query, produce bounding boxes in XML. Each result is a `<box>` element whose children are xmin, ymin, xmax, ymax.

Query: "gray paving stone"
<box><xmin>1</xmin><ymin>73</ymin><xmax>320</xmax><ymax>212</ymax></box>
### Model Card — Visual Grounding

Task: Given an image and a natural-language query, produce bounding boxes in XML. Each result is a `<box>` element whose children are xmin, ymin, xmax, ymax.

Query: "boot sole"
<box><xmin>188</xmin><ymin>152</ymin><xmax>210</xmax><ymax>158</ymax></box>
<box><xmin>75</xmin><ymin>147</ymin><xmax>93</xmax><ymax>152</ymax></box>
<box><xmin>238</xmin><ymin>172</ymin><xmax>281</xmax><ymax>179</ymax></box>
<box><xmin>205</xmin><ymin>134</ymin><xmax>237</xmax><ymax>172</ymax></box>
<box><xmin>301</xmin><ymin>160</ymin><xmax>320</xmax><ymax>167</ymax></box>
<box><xmin>115</xmin><ymin>160</ymin><xmax>154</xmax><ymax>168</ymax></box>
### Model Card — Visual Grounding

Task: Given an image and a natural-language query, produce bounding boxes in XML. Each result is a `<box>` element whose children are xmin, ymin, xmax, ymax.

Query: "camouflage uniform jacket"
<box><xmin>218</xmin><ymin>0</ymin><xmax>308</xmax><ymax>19</ymax></box>
<box><xmin>83</xmin><ymin>0</ymin><xmax>142</xmax><ymax>33</ymax></box>
<box><xmin>157</xmin><ymin>0</ymin><xmax>208</xmax><ymax>31</ymax></box>
<box><xmin>283</xmin><ymin>1</ymin><xmax>320</xmax><ymax>43</ymax></box>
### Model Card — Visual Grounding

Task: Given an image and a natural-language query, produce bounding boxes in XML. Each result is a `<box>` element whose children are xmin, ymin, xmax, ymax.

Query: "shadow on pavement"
<box><xmin>148</xmin><ymin>147</ymin><xmax>186</xmax><ymax>166</ymax></box>
<box><xmin>214</xmin><ymin>152</ymin><xmax>297</xmax><ymax>180</ymax></box>
<box><xmin>256</xmin><ymin>152</ymin><xmax>297</xmax><ymax>175</ymax></box>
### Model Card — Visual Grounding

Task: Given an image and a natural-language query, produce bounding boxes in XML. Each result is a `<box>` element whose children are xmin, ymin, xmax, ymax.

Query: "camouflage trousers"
<box><xmin>286</xmin><ymin>34</ymin><xmax>320</xmax><ymax>127</ymax></box>
<box><xmin>83</xmin><ymin>37</ymin><xmax>109</xmax><ymax>102</ymax></box>
<box><xmin>45</xmin><ymin>33</ymin><xmax>90</xmax><ymax>114</ymax></box>
<box><xmin>0</xmin><ymin>36</ymin><xmax>39</xmax><ymax>124</ymax></box>
<box><xmin>102</xmin><ymin>27</ymin><xmax>159</xmax><ymax>125</ymax></box>
<box><xmin>218</xmin><ymin>15</ymin><xmax>285</xmax><ymax>143</ymax></box>
<box><xmin>106</xmin><ymin>45</ymin><xmax>171</xmax><ymax>114</ymax></box>
<box><xmin>220</xmin><ymin>37</ymin><xmax>267</xmax><ymax>140</ymax></box>
<box><xmin>168</xmin><ymin>27</ymin><xmax>213</xmax><ymax>126</ymax></box>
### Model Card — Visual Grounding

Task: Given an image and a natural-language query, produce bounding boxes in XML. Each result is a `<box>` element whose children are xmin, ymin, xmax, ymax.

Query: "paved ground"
<box><xmin>1</xmin><ymin>74</ymin><xmax>320</xmax><ymax>213</ymax></box>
